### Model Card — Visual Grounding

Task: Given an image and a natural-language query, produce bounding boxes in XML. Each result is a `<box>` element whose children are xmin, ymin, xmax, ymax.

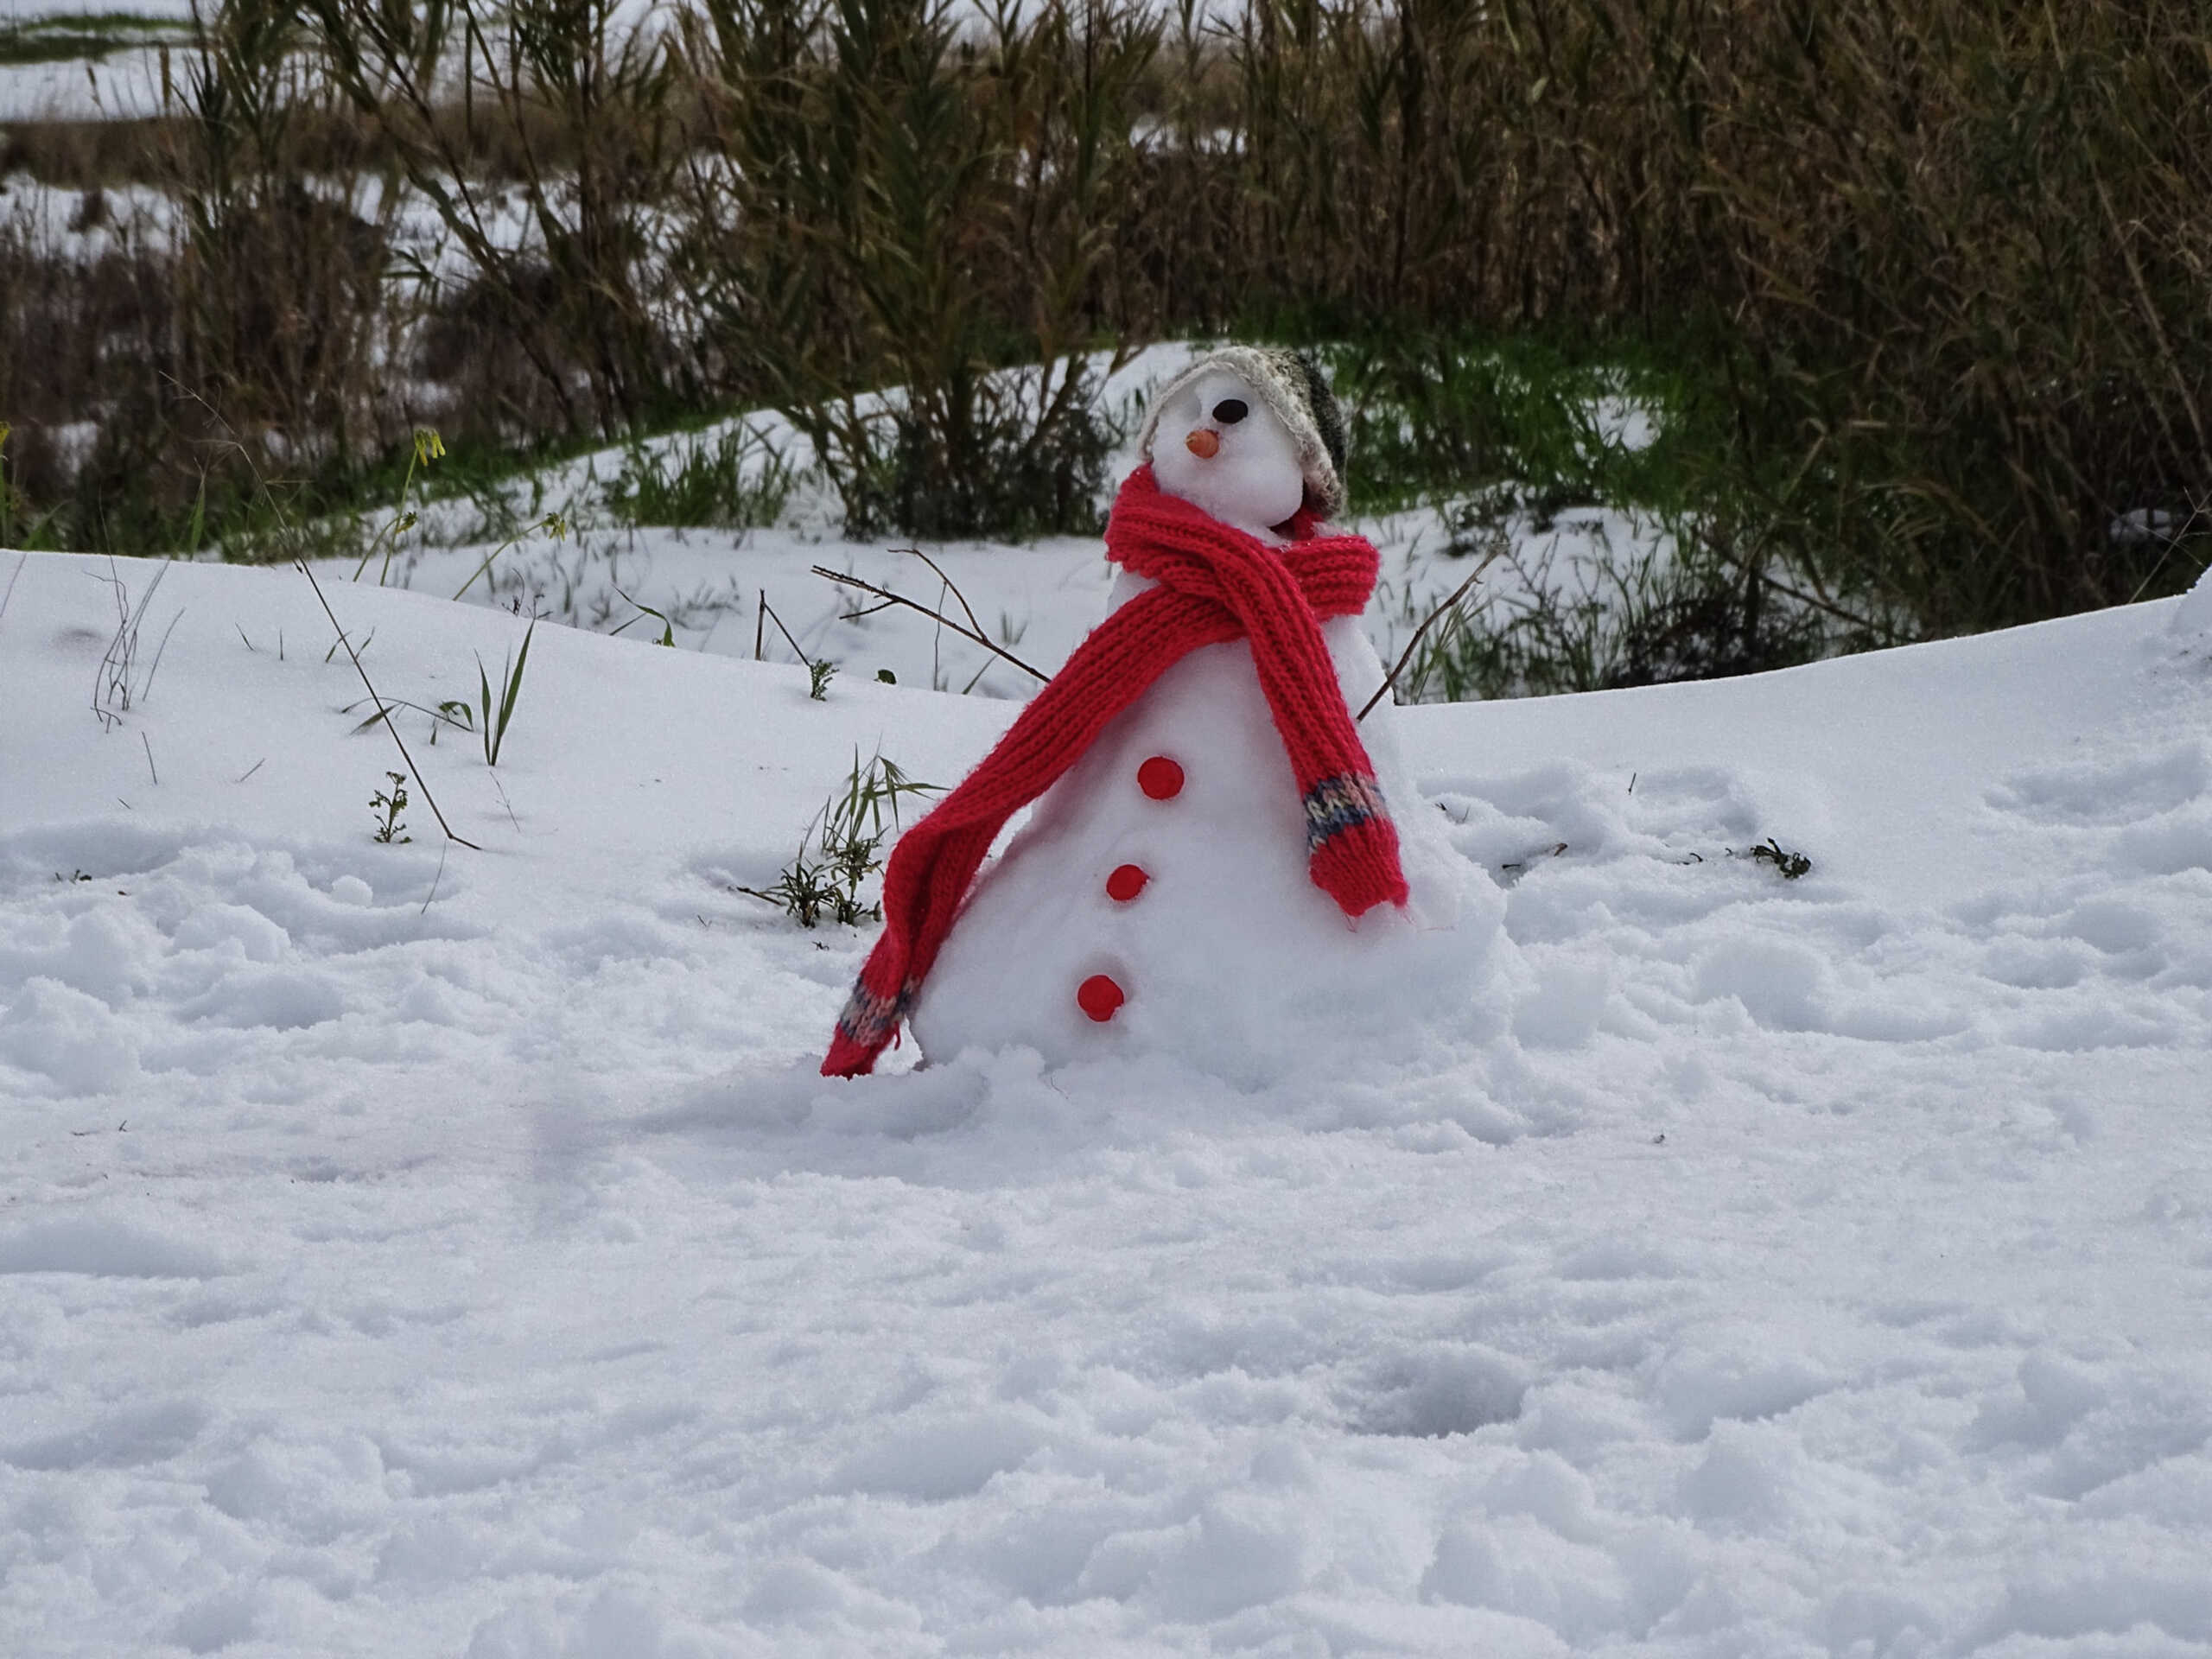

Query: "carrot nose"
<box><xmin>1185</xmin><ymin>428</ymin><xmax>1221</xmax><ymax>460</ymax></box>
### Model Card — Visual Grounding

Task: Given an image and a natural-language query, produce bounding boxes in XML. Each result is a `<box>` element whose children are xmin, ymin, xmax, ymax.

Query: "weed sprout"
<box><xmin>737</xmin><ymin>751</ymin><xmax>939</xmax><ymax>929</ymax></box>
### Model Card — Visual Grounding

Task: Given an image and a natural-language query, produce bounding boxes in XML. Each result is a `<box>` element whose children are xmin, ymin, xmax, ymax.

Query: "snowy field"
<box><xmin>3</xmin><ymin>523</ymin><xmax>2212</xmax><ymax>1656</ymax></box>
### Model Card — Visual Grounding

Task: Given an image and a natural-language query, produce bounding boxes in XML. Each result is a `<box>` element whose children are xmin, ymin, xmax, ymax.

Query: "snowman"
<box><xmin>823</xmin><ymin>346</ymin><xmax>1506</xmax><ymax>1082</ymax></box>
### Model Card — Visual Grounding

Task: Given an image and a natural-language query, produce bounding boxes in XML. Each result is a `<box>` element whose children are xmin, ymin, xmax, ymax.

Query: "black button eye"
<box><xmin>1212</xmin><ymin>398</ymin><xmax>1249</xmax><ymax>424</ymax></box>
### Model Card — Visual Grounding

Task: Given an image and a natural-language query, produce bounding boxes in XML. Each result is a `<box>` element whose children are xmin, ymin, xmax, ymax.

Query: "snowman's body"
<box><xmin>905</xmin><ymin>365</ymin><xmax>1506</xmax><ymax>1082</ymax></box>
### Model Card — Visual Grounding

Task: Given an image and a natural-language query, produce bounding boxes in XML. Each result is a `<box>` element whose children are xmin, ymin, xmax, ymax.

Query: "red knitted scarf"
<box><xmin>821</xmin><ymin>464</ymin><xmax>1408</xmax><ymax>1077</ymax></box>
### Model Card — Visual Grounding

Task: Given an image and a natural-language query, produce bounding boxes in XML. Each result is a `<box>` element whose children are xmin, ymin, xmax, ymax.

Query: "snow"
<box><xmin>3</xmin><ymin>537</ymin><xmax>2211</xmax><ymax>1656</ymax></box>
<box><xmin>0</xmin><ymin>44</ymin><xmax>175</xmax><ymax>124</ymax></box>
<box><xmin>226</xmin><ymin>338</ymin><xmax>1663</xmax><ymax>721</ymax></box>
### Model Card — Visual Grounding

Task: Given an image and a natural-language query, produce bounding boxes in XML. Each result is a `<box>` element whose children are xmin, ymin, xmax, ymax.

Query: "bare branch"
<box><xmin>899</xmin><ymin>547</ymin><xmax>988</xmax><ymax>641</ymax></box>
<box><xmin>1358</xmin><ymin>546</ymin><xmax>1503</xmax><ymax>720</ymax></box>
<box><xmin>758</xmin><ymin>595</ymin><xmax>814</xmax><ymax>666</ymax></box>
<box><xmin>810</xmin><ymin>566</ymin><xmax>1050</xmax><ymax>683</ymax></box>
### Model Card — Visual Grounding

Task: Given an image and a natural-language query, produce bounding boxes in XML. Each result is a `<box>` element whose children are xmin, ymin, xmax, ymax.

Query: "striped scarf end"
<box><xmin>822</xmin><ymin>976</ymin><xmax>916</xmax><ymax>1077</ymax></box>
<box><xmin>1303</xmin><ymin>772</ymin><xmax>1390</xmax><ymax>850</ymax></box>
<box><xmin>1304</xmin><ymin>774</ymin><xmax>1409</xmax><ymax>917</ymax></box>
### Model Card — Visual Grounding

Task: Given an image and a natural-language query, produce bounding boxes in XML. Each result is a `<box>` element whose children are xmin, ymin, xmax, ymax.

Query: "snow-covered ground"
<box><xmin>0</xmin><ymin>16</ymin><xmax>181</xmax><ymax>124</ymax></box>
<box><xmin>4</xmin><ymin>528</ymin><xmax>2212</xmax><ymax>1654</ymax></box>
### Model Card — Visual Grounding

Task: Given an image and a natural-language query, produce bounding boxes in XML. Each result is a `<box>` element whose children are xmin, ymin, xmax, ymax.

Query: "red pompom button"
<box><xmin>1077</xmin><ymin>974</ymin><xmax>1126</xmax><ymax>1022</ymax></box>
<box><xmin>1137</xmin><ymin>756</ymin><xmax>1185</xmax><ymax>800</ymax></box>
<box><xmin>1105</xmin><ymin>863</ymin><xmax>1149</xmax><ymax>902</ymax></box>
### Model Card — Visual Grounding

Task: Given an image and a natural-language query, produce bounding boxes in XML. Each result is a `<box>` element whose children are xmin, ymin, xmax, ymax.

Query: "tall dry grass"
<box><xmin>1</xmin><ymin>0</ymin><xmax>2205</xmax><ymax>632</ymax></box>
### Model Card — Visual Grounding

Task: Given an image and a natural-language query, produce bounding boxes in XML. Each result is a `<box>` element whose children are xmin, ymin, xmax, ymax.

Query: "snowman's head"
<box><xmin>1149</xmin><ymin>368</ymin><xmax>1306</xmax><ymax>537</ymax></box>
<box><xmin>1138</xmin><ymin>346</ymin><xmax>1349</xmax><ymax>536</ymax></box>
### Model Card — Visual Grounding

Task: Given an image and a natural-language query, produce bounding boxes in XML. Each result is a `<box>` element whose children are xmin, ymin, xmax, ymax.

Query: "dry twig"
<box><xmin>811</xmin><ymin>560</ymin><xmax>1050</xmax><ymax>684</ymax></box>
<box><xmin>1358</xmin><ymin>546</ymin><xmax>1504</xmax><ymax>719</ymax></box>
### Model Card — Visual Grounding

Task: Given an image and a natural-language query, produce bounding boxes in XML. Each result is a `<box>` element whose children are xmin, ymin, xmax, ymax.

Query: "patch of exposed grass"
<box><xmin>1326</xmin><ymin>323</ymin><xmax>1858</xmax><ymax>697</ymax></box>
<box><xmin>1313</xmin><ymin>327</ymin><xmax>1712</xmax><ymax>523</ymax></box>
<box><xmin>602</xmin><ymin>426</ymin><xmax>794</xmax><ymax>531</ymax></box>
<box><xmin>737</xmin><ymin>750</ymin><xmax>940</xmax><ymax>930</ymax></box>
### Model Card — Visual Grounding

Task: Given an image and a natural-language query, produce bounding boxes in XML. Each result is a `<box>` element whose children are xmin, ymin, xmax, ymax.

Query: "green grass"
<box><xmin>1310</xmin><ymin>327</ymin><xmax>1719</xmax><ymax>524</ymax></box>
<box><xmin>1305</xmin><ymin>321</ymin><xmax>1853</xmax><ymax>699</ymax></box>
<box><xmin>48</xmin><ymin>425</ymin><xmax>607</xmax><ymax>566</ymax></box>
<box><xmin>10</xmin><ymin>404</ymin><xmax>779</xmax><ymax>563</ymax></box>
<box><xmin>736</xmin><ymin>750</ymin><xmax>941</xmax><ymax>930</ymax></box>
<box><xmin>601</xmin><ymin>427</ymin><xmax>795</xmax><ymax>531</ymax></box>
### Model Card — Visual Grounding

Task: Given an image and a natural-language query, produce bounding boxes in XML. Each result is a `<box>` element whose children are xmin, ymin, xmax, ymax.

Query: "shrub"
<box><xmin>5</xmin><ymin>0</ymin><xmax>2207</xmax><ymax>640</ymax></box>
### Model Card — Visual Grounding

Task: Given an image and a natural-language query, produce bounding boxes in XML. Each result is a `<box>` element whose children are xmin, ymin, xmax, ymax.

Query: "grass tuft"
<box><xmin>602</xmin><ymin>428</ymin><xmax>794</xmax><ymax>531</ymax></box>
<box><xmin>474</xmin><ymin>620</ymin><xmax>535</xmax><ymax>768</ymax></box>
<box><xmin>739</xmin><ymin>749</ymin><xmax>939</xmax><ymax>928</ymax></box>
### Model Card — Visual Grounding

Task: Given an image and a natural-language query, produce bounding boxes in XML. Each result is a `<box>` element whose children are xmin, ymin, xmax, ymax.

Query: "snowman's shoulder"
<box><xmin>1104</xmin><ymin>567</ymin><xmax>1156</xmax><ymax>613</ymax></box>
<box><xmin>1325</xmin><ymin>611</ymin><xmax>1388</xmax><ymax>672</ymax></box>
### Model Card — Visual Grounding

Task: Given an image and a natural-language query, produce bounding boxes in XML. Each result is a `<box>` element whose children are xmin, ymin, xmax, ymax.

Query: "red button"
<box><xmin>1077</xmin><ymin>974</ymin><xmax>1126</xmax><ymax>1022</ymax></box>
<box><xmin>1137</xmin><ymin>756</ymin><xmax>1184</xmax><ymax>800</ymax></box>
<box><xmin>1105</xmin><ymin>863</ymin><xmax>1149</xmax><ymax>902</ymax></box>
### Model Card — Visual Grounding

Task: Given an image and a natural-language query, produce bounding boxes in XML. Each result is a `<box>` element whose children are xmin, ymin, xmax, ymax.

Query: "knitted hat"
<box><xmin>1138</xmin><ymin>346</ymin><xmax>1350</xmax><ymax>520</ymax></box>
